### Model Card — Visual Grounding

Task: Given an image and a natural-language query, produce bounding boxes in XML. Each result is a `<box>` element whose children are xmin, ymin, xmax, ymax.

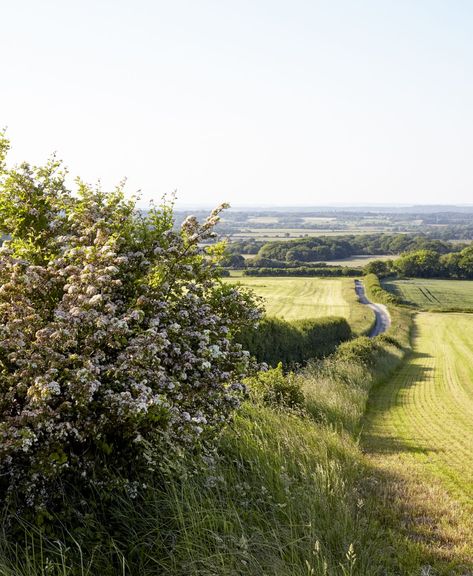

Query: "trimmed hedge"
<box><xmin>237</xmin><ymin>316</ymin><xmax>352</xmax><ymax>366</ymax></box>
<box><xmin>364</xmin><ymin>273</ymin><xmax>400</xmax><ymax>305</ymax></box>
<box><xmin>244</xmin><ymin>267</ymin><xmax>361</xmax><ymax>277</ymax></box>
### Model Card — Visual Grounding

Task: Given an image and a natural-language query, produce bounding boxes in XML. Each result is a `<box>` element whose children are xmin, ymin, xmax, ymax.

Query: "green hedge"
<box><xmin>244</xmin><ymin>267</ymin><xmax>361</xmax><ymax>277</ymax></box>
<box><xmin>237</xmin><ymin>316</ymin><xmax>352</xmax><ymax>366</ymax></box>
<box><xmin>364</xmin><ymin>273</ymin><xmax>400</xmax><ymax>305</ymax></box>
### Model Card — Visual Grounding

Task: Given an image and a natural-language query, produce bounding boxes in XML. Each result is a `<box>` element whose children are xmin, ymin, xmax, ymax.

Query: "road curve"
<box><xmin>354</xmin><ymin>279</ymin><xmax>391</xmax><ymax>337</ymax></box>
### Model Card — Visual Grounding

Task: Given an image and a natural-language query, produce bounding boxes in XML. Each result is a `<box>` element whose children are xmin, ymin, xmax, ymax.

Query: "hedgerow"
<box><xmin>364</xmin><ymin>273</ymin><xmax>400</xmax><ymax>305</ymax></box>
<box><xmin>0</xmin><ymin>135</ymin><xmax>262</xmax><ymax>514</ymax></box>
<box><xmin>244</xmin><ymin>266</ymin><xmax>361</xmax><ymax>276</ymax></box>
<box><xmin>237</xmin><ymin>316</ymin><xmax>352</xmax><ymax>366</ymax></box>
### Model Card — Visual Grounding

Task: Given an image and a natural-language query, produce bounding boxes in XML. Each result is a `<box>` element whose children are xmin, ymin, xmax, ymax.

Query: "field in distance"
<box><xmin>231</xmin><ymin>228</ymin><xmax>392</xmax><ymax>241</ymax></box>
<box><xmin>383</xmin><ymin>278</ymin><xmax>473</xmax><ymax>310</ymax></box>
<box><xmin>241</xmin><ymin>254</ymin><xmax>396</xmax><ymax>268</ymax></box>
<box><xmin>224</xmin><ymin>276</ymin><xmax>374</xmax><ymax>335</ymax></box>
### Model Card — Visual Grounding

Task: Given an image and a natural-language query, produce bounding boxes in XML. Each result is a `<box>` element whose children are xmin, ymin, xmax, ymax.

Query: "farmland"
<box><xmin>241</xmin><ymin>253</ymin><xmax>395</xmax><ymax>267</ymax></box>
<box><xmin>224</xmin><ymin>276</ymin><xmax>374</xmax><ymax>334</ymax></box>
<box><xmin>364</xmin><ymin>312</ymin><xmax>473</xmax><ymax>570</ymax></box>
<box><xmin>324</xmin><ymin>254</ymin><xmax>396</xmax><ymax>267</ymax></box>
<box><xmin>230</xmin><ymin>227</ymin><xmax>393</xmax><ymax>241</ymax></box>
<box><xmin>382</xmin><ymin>278</ymin><xmax>473</xmax><ymax>310</ymax></box>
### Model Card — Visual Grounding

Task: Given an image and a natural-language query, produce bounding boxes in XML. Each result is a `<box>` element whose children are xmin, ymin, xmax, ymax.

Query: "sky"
<box><xmin>2</xmin><ymin>0</ymin><xmax>473</xmax><ymax>207</ymax></box>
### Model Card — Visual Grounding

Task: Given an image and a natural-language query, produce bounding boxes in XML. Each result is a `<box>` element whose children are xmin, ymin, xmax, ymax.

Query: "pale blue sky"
<box><xmin>2</xmin><ymin>1</ymin><xmax>473</xmax><ymax>206</ymax></box>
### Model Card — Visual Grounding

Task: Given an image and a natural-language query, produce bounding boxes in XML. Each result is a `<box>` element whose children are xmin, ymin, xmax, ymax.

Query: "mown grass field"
<box><xmin>224</xmin><ymin>276</ymin><xmax>374</xmax><ymax>334</ymax></box>
<box><xmin>364</xmin><ymin>312</ymin><xmax>473</xmax><ymax>572</ymax></box>
<box><xmin>382</xmin><ymin>278</ymin><xmax>473</xmax><ymax>310</ymax></box>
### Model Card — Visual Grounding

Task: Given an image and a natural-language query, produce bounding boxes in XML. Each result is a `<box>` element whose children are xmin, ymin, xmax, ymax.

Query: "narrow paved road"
<box><xmin>354</xmin><ymin>279</ymin><xmax>391</xmax><ymax>337</ymax></box>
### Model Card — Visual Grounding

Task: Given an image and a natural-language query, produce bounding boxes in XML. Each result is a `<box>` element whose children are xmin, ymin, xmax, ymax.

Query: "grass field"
<box><xmin>246</xmin><ymin>216</ymin><xmax>279</xmax><ymax>224</ymax></box>
<box><xmin>327</xmin><ymin>254</ymin><xmax>396</xmax><ymax>267</ymax></box>
<box><xmin>230</xmin><ymin>228</ymin><xmax>394</xmax><ymax>241</ymax></box>
<box><xmin>225</xmin><ymin>276</ymin><xmax>375</xmax><ymax>334</ymax></box>
<box><xmin>382</xmin><ymin>278</ymin><xmax>473</xmax><ymax>310</ymax></box>
<box><xmin>240</xmin><ymin>253</ymin><xmax>395</xmax><ymax>267</ymax></box>
<box><xmin>364</xmin><ymin>313</ymin><xmax>473</xmax><ymax>572</ymax></box>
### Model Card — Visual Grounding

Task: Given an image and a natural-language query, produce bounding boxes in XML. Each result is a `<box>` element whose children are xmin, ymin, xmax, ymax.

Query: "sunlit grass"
<box><xmin>382</xmin><ymin>278</ymin><xmax>473</xmax><ymax>310</ymax></box>
<box><xmin>225</xmin><ymin>276</ymin><xmax>375</xmax><ymax>335</ymax></box>
<box><xmin>364</xmin><ymin>312</ymin><xmax>473</xmax><ymax>574</ymax></box>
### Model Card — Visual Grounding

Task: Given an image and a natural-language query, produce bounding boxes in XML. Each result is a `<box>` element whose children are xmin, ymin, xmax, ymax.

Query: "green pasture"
<box><xmin>231</xmin><ymin>227</ymin><xmax>393</xmax><ymax>241</ymax></box>
<box><xmin>382</xmin><ymin>278</ymin><xmax>473</xmax><ymax>310</ymax></box>
<box><xmin>364</xmin><ymin>312</ymin><xmax>473</xmax><ymax>570</ymax></box>
<box><xmin>224</xmin><ymin>276</ymin><xmax>374</xmax><ymax>335</ymax></box>
<box><xmin>327</xmin><ymin>254</ymin><xmax>396</xmax><ymax>267</ymax></box>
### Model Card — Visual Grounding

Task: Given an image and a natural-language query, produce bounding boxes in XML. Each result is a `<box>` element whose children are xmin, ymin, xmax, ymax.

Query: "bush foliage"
<box><xmin>364</xmin><ymin>273</ymin><xmax>401</xmax><ymax>305</ymax></box>
<box><xmin>0</xmin><ymin>135</ymin><xmax>262</xmax><ymax>513</ymax></box>
<box><xmin>237</xmin><ymin>315</ymin><xmax>352</xmax><ymax>366</ymax></box>
<box><xmin>245</xmin><ymin>362</ymin><xmax>305</xmax><ymax>409</ymax></box>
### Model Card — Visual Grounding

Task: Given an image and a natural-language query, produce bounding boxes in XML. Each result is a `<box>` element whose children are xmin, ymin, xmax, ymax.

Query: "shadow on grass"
<box><xmin>359</xmin><ymin>456</ymin><xmax>473</xmax><ymax>576</ymax></box>
<box><xmin>360</xmin><ymin>323</ymin><xmax>473</xmax><ymax>574</ymax></box>
<box><xmin>364</xmin><ymin>433</ymin><xmax>438</xmax><ymax>456</ymax></box>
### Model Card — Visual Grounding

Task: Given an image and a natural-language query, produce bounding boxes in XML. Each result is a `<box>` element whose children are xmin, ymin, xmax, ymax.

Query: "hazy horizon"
<box><xmin>174</xmin><ymin>202</ymin><xmax>473</xmax><ymax>209</ymax></box>
<box><xmin>3</xmin><ymin>1</ymin><xmax>473</xmax><ymax>207</ymax></box>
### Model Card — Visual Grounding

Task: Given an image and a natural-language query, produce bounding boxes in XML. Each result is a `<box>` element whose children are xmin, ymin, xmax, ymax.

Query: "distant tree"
<box><xmin>364</xmin><ymin>259</ymin><xmax>391</xmax><ymax>277</ymax></box>
<box><xmin>458</xmin><ymin>245</ymin><xmax>473</xmax><ymax>278</ymax></box>
<box><xmin>393</xmin><ymin>249</ymin><xmax>442</xmax><ymax>278</ymax></box>
<box><xmin>440</xmin><ymin>251</ymin><xmax>462</xmax><ymax>278</ymax></box>
<box><xmin>221</xmin><ymin>252</ymin><xmax>246</xmax><ymax>268</ymax></box>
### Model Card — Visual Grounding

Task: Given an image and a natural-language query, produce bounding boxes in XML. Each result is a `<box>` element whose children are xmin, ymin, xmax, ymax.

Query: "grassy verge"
<box><xmin>342</xmin><ymin>279</ymin><xmax>375</xmax><ymax>336</ymax></box>
<box><xmin>362</xmin><ymin>312</ymin><xmax>473</xmax><ymax>574</ymax></box>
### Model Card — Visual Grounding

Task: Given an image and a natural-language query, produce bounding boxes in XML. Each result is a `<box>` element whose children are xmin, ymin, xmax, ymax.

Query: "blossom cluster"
<box><xmin>0</xmin><ymin>139</ymin><xmax>262</xmax><ymax>511</ymax></box>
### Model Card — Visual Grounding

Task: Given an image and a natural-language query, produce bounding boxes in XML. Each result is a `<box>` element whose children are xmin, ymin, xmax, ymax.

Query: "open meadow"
<box><xmin>364</xmin><ymin>312</ymin><xmax>473</xmax><ymax>572</ymax></box>
<box><xmin>382</xmin><ymin>278</ymin><xmax>473</xmax><ymax>310</ymax></box>
<box><xmin>224</xmin><ymin>276</ymin><xmax>375</xmax><ymax>335</ymax></box>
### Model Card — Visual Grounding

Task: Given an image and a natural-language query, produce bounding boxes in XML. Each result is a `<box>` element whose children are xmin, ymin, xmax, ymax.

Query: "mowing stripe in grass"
<box><xmin>224</xmin><ymin>276</ymin><xmax>375</xmax><ymax>335</ymax></box>
<box><xmin>363</xmin><ymin>312</ymin><xmax>473</xmax><ymax>570</ymax></box>
<box><xmin>382</xmin><ymin>278</ymin><xmax>473</xmax><ymax>310</ymax></box>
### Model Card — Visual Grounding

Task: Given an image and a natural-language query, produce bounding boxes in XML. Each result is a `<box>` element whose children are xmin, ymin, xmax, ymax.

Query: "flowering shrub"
<box><xmin>0</xmin><ymin>135</ymin><xmax>262</xmax><ymax>511</ymax></box>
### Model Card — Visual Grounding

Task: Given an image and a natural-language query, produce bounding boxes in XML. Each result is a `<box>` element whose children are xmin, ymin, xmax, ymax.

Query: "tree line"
<box><xmin>222</xmin><ymin>234</ymin><xmax>464</xmax><ymax>268</ymax></box>
<box><xmin>367</xmin><ymin>245</ymin><xmax>473</xmax><ymax>279</ymax></box>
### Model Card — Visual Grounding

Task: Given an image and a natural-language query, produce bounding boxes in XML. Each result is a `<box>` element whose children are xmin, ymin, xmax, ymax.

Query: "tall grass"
<box><xmin>0</xmin><ymin>279</ymin><xmax>413</xmax><ymax>575</ymax></box>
